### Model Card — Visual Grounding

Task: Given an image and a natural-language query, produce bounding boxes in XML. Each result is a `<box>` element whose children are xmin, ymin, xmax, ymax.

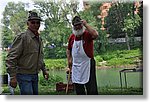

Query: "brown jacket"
<box><xmin>6</xmin><ymin>29</ymin><xmax>46</xmax><ymax>77</ymax></box>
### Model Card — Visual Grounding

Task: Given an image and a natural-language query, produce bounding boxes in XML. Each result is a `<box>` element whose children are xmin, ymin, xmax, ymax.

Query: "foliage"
<box><xmin>122</xmin><ymin>14</ymin><xmax>141</xmax><ymax>37</ymax></box>
<box><xmin>105</xmin><ymin>3</ymin><xmax>125</xmax><ymax>38</ymax></box>
<box><xmin>1</xmin><ymin>27</ymin><xmax>13</xmax><ymax>48</ymax></box>
<box><xmin>33</xmin><ymin>1</ymin><xmax>79</xmax><ymax>58</ymax></box>
<box><xmin>95</xmin><ymin>30</ymin><xmax>108</xmax><ymax>53</ymax></box>
<box><xmin>106</xmin><ymin>58</ymin><xmax>133</xmax><ymax>66</ymax></box>
<box><xmin>1</xmin><ymin>48</ymin><xmax>142</xmax><ymax>73</ymax></box>
<box><xmin>1</xmin><ymin>2</ymin><xmax>28</xmax><ymax>48</ymax></box>
<box><xmin>39</xmin><ymin>74</ymin><xmax>63</xmax><ymax>88</ymax></box>
<box><xmin>44</xmin><ymin>59</ymin><xmax>67</xmax><ymax>70</ymax></box>
<box><xmin>1</xmin><ymin>51</ymin><xmax>7</xmax><ymax>74</ymax></box>
<box><xmin>44</xmin><ymin>46</ymin><xmax>67</xmax><ymax>59</ymax></box>
<box><xmin>1</xmin><ymin>1</ymin><xmax>143</xmax><ymax>55</ymax></box>
<box><xmin>105</xmin><ymin>2</ymin><xmax>142</xmax><ymax>50</ymax></box>
<box><xmin>94</xmin><ymin>55</ymin><xmax>103</xmax><ymax>62</ymax></box>
<box><xmin>95</xmin><ymin>48</ymin><xmax>142</xmax><ymax>66</ymax></box>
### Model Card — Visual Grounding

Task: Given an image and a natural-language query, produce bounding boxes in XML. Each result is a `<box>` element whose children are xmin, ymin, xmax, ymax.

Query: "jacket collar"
<box><xmin>26</xmin><ymin>29</ymin><xmax>38</xmax><ymax>38</ymax></box>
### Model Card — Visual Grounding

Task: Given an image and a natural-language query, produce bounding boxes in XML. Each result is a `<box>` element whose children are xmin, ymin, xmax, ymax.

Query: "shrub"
<box><xmin>106</xmin><ymin>58</ymin><xmax>134</xmax><ymax>66</ymax></box>
<box><xmin>95</xmin><ymin>56</ymin><xmax>103</xmax><ymax>62</ymax></box>
<box><xmin>44</xmin><ymin>59</ymin><xmax>67</xmax><ymax>70</ymax></box>
<box><xmin>101</xmin><ymin>54</ymin><xmax>116</xmax><ymax>61</ymax></box>
<box><xmin>39</xmin><ymin>74</ymin><xmax>63</xmax><ymax>88</ymax></box>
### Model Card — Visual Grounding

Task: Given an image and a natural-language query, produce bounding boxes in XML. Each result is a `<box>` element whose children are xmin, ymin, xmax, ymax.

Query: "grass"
<box><xmin>2</xmin><ymin>85</ymin><xmax>143</xmax><ymax>95</ymax></box>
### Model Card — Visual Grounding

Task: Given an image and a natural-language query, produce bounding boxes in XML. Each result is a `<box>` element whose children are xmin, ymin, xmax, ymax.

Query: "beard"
<box><xmin>72</xmin><ymin>27</ymin><xmax>85</xmax><ymax>36</ymax></box>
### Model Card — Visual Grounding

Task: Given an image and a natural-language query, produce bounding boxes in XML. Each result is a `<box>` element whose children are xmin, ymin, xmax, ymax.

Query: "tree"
<box><xmin>1</xmin><ymin>2</ymin><xmax>28</xmax><ymax>48</ymax></box>
<box><xmin>82</xmin><ymin>1</ymin><xmax>108</xmax><ymax>53</ymax></box>
<box><xmin>33</xmin><ymin>0</ymin><xmax>80</xmax><ymax>58</ymax></box>
<box><xmin>1</xmin><ymin>26</ymin><xmax>13</xmax><ymax>48</ymax></box>
<box><xmin>105</xmin><ymin>1</ymin><xmax>142</xmax><ymax>50</ymax></box>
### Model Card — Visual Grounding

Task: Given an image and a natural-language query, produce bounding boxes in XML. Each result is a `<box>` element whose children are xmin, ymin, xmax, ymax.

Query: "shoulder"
<box><xmin>69</xmin><ymin>34</ymin><xmax>75</xmax><ymax>39</ymax></box>
<box><xmin>84</xmin><ymin>30</ymin><xmax>90</xmax><ymax>36</ymax></box>
<box><xmin>13</xmin><ymin>32</ymin><xmax>26</xmax><ymax>41</ymax></box>
<box><xmin>18</xmin><ymin>30</ymin><xmax>34</xmax><ymax>40</ymax></box>
<box><xmin>68</xmin><ymin>34</ymin><xmax>75</xmax><ymax>42</ymax></box>
<box><xmin>83</xmin><ymin>30</ymin><xmax>92</xmax><ymax>41</ymax></box>
<box><xmin>68</xmin><ymin>34</ymin><xmax>75</xmax><ymax>50</ymax></box>
<box><xmin>13</xmin><ymin>30</ymin><xmax>31</xmax><ymax>43</ymax></box>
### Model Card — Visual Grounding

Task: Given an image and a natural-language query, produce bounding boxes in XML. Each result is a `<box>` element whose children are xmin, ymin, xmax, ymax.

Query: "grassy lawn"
<box><xmin>2</xmin><ymin>85</ymin><xmax>143</xmax><ymax>95</ymax></box>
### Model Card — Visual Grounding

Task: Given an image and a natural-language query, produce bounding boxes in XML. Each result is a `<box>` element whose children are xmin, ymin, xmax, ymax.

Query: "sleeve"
<box><xmin>67</xmin><ymin>34</ymin><xmax>74</xmax><ymax>51</ymax></box>
<box><xmin>6</xmin><ymin>34</ymin><xmax>24</xmax><ymax>77</ymax></box>
<box><xmin>85</xmin><ymin>30</ymin><xmax>94</xmax><ymax>41</ymax></box>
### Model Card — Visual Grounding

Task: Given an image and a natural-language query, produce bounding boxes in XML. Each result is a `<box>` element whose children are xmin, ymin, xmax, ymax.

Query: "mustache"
<box><xmin>72</xmin><ymin>28</ymin><xmax>85</xmax><ymax>36</ymax></box>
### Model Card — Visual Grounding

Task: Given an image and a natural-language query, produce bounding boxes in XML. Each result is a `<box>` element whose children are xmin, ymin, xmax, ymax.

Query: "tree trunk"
<box><xmin>125</xmin><ymin>33</ymin><xmax>131</xmax><ymax>50</ymax></box>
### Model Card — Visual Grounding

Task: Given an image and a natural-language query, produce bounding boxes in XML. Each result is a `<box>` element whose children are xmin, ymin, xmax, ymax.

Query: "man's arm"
<box><xmin>81</xmin><ymin>20</ymin><xmax>98</xmax><ymax>39</ymax></box>
<box><xmin>66</xmin><ymin>49</ymin><xmax>72</xmax><ymax>70</ymax></box>
<box><xmin>6</xmin><ymin>34</ymin><xmax>23</xmax><ymax>88</ymax></box>
<box><xmin>6</xmin><ymin>35</ymin><xmax>23</xmax><ymax>77</ymax></box>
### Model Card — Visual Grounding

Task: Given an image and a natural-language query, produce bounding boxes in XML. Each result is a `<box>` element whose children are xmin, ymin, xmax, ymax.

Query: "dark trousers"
<box><xmin>74</xmin><ymin>58</ymin><xmax>98</xmax><ymax>95</ymax></box>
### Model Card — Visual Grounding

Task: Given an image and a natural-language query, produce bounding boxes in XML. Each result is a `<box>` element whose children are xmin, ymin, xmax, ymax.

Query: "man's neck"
<box><xmin>28</xmin><ymin>28</ymin><xmax>39</xmax><ymax>36</ymax></box>
<box><xmin>76</xmin><ymin>35</ymin><xmax>82</xmax><ymax>37</ymax></box>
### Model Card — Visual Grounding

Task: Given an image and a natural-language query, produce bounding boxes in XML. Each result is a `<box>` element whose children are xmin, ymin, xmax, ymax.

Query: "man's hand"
<box><xmin>66</xmin><ymin>67</ymin><xmax>72</xmax><ymax>74</ymax></box>
<box><xmin>10</xmin><ymin>76</ymin><xmax>17</xmax><ymax>88</ymax></box>
<box><xmin>81</xmin><ymin>19</ymin><xmax>98</xmax><ymax>39</ymax></box>
<box><xmin>68</xmin><ymin>59</ymin><xmax>72</xmax><ymax>69</ymax></box>
<box><xmin>81</xmin><ymin>20</ymin><xmax>88</xmax><ymax>27</ymax></box>
<box><xmin>43</xmin><ymin>70</ymin><xmax>49</xmax><ymax>80</ymax></box>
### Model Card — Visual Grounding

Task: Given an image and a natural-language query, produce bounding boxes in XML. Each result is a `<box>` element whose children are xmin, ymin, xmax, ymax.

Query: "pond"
<box><xmin>48</xmin><ymin>68</ymin><xmax>143</xmax><ymax>88</ymax></box>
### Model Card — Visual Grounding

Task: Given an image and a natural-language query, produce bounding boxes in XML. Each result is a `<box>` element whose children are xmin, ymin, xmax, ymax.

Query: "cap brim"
<box><xmin>28</xmin><ymin>17</ymin><xmax>42</xmax><ymax>21</ymax></box>
<box><xmin>73</xmin><ymin>22</ymin><xmax>82</xmax><ymax>26</ymax></box>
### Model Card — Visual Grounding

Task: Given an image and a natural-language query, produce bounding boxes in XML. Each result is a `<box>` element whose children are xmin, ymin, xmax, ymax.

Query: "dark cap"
<box><xmin>72</xmin><ymin>16</ymin><xmax>82</xmax><ymax>26</ymax></box>
<box><xmin>28</xmin><ymin>11</ymin><xmax>42</xmax><ymax>21</ymax></box>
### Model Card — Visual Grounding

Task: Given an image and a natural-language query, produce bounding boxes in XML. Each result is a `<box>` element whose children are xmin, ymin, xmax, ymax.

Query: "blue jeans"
<box><xmin>16</xmin><ymin>74</ymin><xmax>38</xmax><ymax>95</ymax></box>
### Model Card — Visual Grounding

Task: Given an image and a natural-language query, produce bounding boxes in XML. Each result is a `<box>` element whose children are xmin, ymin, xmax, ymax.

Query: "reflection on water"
<box><xmin>49</xmin><ymin>68</ymin><xmax>143</xmax><ymax>88</ymax></box>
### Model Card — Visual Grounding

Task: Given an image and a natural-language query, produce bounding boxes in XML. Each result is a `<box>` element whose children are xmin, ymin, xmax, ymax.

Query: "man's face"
<box><xmin>73</xmin><ymin>24</ymin><xmax>85</xmax><ymax>36</ymax></box>
<box><xmin>27</xmin><ymin>20</ymin><xmax>40</xmax><ymax>32</ymax></box>
<box><xmin>73</xmin><ymin>24</ymin><xmax>83</xmax><ymax>30</ymax></box>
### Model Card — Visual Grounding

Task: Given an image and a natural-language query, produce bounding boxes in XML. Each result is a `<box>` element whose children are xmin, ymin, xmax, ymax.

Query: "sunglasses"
<box><xmin>30</xmin><ymin>21</ymin><xmax>40</xmax><ymax>24</ymax></box>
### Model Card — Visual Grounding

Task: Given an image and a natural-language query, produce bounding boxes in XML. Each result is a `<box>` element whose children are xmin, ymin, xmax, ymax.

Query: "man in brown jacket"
<box><xmin>6</xmin><ymin>11</ymin><xmax>49</xmax><ymax>95</ymax></box>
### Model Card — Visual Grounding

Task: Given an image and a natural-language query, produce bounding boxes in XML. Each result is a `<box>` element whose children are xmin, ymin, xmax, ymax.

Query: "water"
<box><xmin>96</xmin><ymin>68</ymin><xmax>143</xmax><ymax>88</ymax></box>
<box><xmin>49</xmin><ymin>68</ymin><xmax>143</xmax><ymax>88</ymax></box>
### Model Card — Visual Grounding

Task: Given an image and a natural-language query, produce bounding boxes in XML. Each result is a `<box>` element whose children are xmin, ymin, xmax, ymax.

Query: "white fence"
<box><xmin>108</xmin><ymin>37</ymin><xmax>141</xmax><ymax>43</ymax></box>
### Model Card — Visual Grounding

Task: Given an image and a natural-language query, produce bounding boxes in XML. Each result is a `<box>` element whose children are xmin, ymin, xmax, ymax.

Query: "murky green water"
<box><xmin>96</xmin><ymin>68</ymin><xmax>143</xmax><ymax>88</ymax></box>
<box><xmin>49</xmin><ymin>68</ymin><xmax>143</xmax><ymax>88</ymax></box>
